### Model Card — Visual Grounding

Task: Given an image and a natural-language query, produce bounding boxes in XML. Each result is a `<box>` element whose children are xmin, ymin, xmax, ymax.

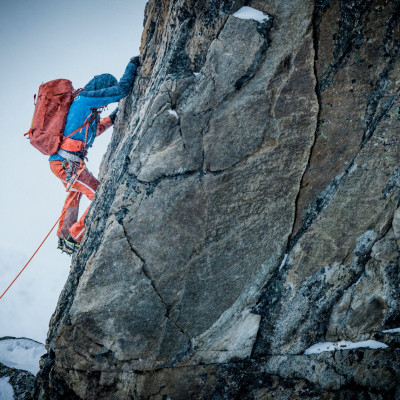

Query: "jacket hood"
<box><xmin>84</xmin><ymin>73</ymin><xmax>118</xmax><ymax>91</ymax></box>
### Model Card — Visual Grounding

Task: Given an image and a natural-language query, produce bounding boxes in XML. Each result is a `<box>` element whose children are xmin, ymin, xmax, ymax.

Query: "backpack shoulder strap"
<box><xmin>62</xmin><ymin>105</ymin><xmax>105</xmax><ymax>152</ymax></box>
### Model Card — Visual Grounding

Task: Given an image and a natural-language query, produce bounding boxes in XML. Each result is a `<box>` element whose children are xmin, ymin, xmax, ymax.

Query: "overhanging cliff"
<box><xmin>36</xmin><ymin>0</ymin><xmax>400</xmax><ymax>399</ymax></box>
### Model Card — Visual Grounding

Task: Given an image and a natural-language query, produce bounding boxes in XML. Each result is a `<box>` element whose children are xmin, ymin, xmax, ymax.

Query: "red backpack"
<box><xmin>24</xmin><ymin>79</ymin><xmax>82</xmax><ymax>155</ymax></box>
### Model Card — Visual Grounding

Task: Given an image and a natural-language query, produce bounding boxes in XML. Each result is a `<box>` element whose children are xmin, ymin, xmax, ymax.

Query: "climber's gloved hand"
<box><xmin>130</xmin><ymin>56</ymin><xmax>141</xmax><ymax>67</ymax></box>
<box><xmin>109</xmin><ymin>107</ymin><xmax>118</xmax><ymax>124</ymax></box>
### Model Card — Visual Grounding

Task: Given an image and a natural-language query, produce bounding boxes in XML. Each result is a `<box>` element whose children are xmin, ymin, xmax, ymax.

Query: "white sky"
<box><xmin>0</xmin><ymin>0</ymin><xmax>148</xmax><ymax>343</ymax></box>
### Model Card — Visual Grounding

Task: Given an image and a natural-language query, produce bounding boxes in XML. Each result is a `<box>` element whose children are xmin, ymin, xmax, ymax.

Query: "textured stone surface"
<box><xmin>294</xmin><ymin>0</ymin><xmax>400</xmax><ymax>235</ymax></box>
<box><xmin>252</xmin><ymin>0</ymin><xmax>400</xmax><ymax>360</ymax></box>
<box><xmin>210</xmin><ymin>348</ymin><xmax>400</xmax><ymax>400</ymax></box>
<box><xmin>35</xmin><ymin>0</ymin><xmax>400</xmax><ymax>399</ymax></box>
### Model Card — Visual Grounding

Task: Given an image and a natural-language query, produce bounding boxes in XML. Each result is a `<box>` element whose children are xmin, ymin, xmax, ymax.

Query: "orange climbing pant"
<box><xmin>49</xmin><ymin>160</ymin><xmax>99</xmax><ymax>242</ymax></box>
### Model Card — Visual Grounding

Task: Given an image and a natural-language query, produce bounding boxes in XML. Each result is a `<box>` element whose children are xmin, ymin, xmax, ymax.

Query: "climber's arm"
<box><xmin>96</xmin><ymin>117</ymin><xmax>112</xmax><ymax>136</ymax></box>
<box><xmin>96</xmin><ymin>108</ymin><xmax>118</xmax><ymax>137</ymax></box>
<box><xmin>80</xmin><ymin>59</ymin><xmax>139</xmax><ymax>108</ymax></box>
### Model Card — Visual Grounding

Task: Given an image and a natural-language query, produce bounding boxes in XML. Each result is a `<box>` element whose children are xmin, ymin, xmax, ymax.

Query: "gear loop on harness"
<box><xmin>60</xmin><ymin>151</ymin><xmax>86</xmax><ymax>192</ymax></box>
<box><xmin>62</xmin><ymin>159</ymin><xmax>74</xmax><ymax>183</ymax></box>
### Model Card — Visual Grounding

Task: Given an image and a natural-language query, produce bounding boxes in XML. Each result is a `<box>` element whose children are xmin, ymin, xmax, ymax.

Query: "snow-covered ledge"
<box><xmin>0</xmin><ymin>337</ymin><xmax>45</xmax><ymax>375</ymax></box>
<box><xmin>383</xmin><ymin>327</ymin><xmax>400</xmax><ymax>334</ymax></box>
<box><xmin>304</xmin><ymin>340</ymin><xmax>389</xmax><ymax>355</ymax></box>
<box><xmin>233</xmin><ymin>6</ymin><xmax>271</xmax><ymax>23</ymax></box>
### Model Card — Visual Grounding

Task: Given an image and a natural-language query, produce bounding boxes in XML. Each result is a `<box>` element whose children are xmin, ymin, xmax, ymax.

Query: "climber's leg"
<box><xmin>50</xmin><ymin>161</ymin><xmax>82</xmax><ymax>239</ymax></box>
<box><xmin>68</xmin><ymin>168</ymin><xmax>99</xmax><ymax>242</ymax></box>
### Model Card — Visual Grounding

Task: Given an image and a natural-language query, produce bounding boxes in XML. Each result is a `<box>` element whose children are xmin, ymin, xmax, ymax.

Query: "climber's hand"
<box><xmin>130</xmin><ymin>56</ymin><xmax>141</xmax><ymax>66</ymax></box>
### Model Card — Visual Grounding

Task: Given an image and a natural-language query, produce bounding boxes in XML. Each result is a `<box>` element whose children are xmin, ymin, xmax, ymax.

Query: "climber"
<box><xmin>50</xmin><ymin>56</ymin><xmax>140</xmax><ymax>255</ymax></box>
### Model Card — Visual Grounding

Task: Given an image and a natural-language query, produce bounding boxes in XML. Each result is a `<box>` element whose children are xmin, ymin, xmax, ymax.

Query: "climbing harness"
<box><xmin>61</xmin><ymin>157</ymin><xmax>86</xmax><ymax>192</ymax></box>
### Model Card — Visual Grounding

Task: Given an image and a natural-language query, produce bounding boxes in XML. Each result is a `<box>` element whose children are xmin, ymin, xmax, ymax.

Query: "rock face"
<box><xmin>36</xmin><ymin>0</ymin><xmax>400</xmax><ymax>399</ymax></box>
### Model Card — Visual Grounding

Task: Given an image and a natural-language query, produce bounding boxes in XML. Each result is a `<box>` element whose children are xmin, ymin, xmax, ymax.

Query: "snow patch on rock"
<box><xmin>279</xmin><ymin>254</ymin><xmax>288</xmax><ymax>271</ymax></box>
<box><xmin>233</xmin><ymin>6</ymin><xmax>270</xmax><ymax>23</ymax></box>
<box><xmin>167</xmin><ymin>109</ymin><xmax>179</xmax><ymax>119</ymax></box>
<box><xmin>304</xmin><ymin>340</ymin><xmax>388</xmax><ymax>355</ymax></box>
<box><xmin>383</xmin><ymin>327</ymin><xmax>400</xmax><ymax>333</ymax></box>
<box><xmin>0</xmin><ymin>337</ymin><xmax>46</xmax><ymax>375</ymax></box>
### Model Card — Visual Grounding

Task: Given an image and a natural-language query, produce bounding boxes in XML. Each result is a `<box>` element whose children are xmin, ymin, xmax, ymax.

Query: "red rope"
<box><xmin>0</xmin><ymin>215</ymin><xmax>62</xmax><ymax>300</ymax></box>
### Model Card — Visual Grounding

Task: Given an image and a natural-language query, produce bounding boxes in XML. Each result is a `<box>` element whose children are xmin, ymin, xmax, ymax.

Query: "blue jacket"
<box><xmin>49</xmin><ymin>61</ymin><xmax>137</xmax><ymax>162</ymax></box>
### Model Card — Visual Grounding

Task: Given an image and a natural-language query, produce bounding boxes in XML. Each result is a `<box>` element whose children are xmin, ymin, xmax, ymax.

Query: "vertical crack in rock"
<box><xmin>253</xmin><ymin>0</ymin><xmax>400</xmax><ymax>360</ymax></box>
<box><xmin>200</xmin><ymin>110</ymin><xmax>212</xmax><ymax>172</ymax></box>
<box><xmin>289</xmin><ymin>4</ymin><xmax>322</xmax><ymax>252</ymax></box>
<box><xmin>120</xmin><ymin>220</ymin><xmax>190</xmax><ymax>343</ymax></box>
<box><xmin>290</xmin><ymin>0</ymin><xmax>400</xmax><ymax>240</ymax></box>
<box><xmin>289</xmin><ymin>0</ymin><xmax>400</xmax><ymax>251</ymax></box>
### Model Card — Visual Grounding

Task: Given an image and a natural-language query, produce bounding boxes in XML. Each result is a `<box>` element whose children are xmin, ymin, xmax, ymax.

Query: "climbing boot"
<box><xmin>57</xmin><ymin>237</ymin><xmax>73</xmax><ymax>255</ymax></box>
<box><xmin>64</xmin><ymin>236</ymin><xmax>80</xmax><ymax>254</ymax></box>
<box><xmin>57</xmin><ymin>238</ymin><xmax>73</xmax><ymax>256</ymax></box>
